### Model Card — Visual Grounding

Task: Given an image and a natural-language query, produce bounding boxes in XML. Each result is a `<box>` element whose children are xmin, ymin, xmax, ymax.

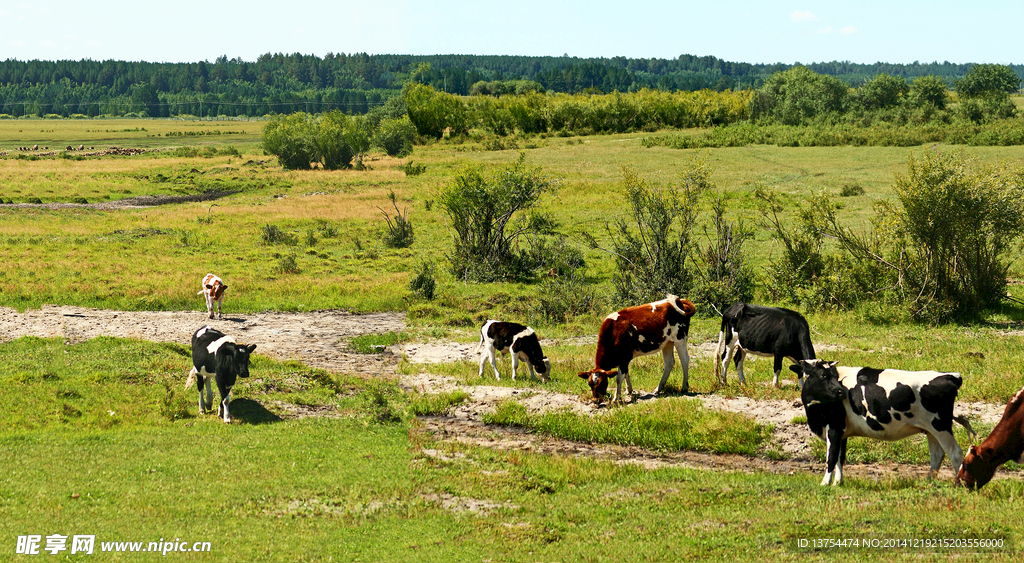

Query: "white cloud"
<box><xmin>790</xmin><ymin>10</ymin><xmax>818</xmax><ymax>23</ymax></box>
<box><xmin>818</xmin><ymin>26</ymin><xmax>833</xmax><ymax>34</ymax></box>
<box><xmin>839</xmin><ymin>26</ymin><xmax>857</xmax><ymax>35</ymax></box>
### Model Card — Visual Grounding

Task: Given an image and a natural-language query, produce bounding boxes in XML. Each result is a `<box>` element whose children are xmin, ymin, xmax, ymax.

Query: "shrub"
<box><xmin>689</xmin><ymin>195</ymin><xmax>755</xmax><ymax>316</ymax></box>
<box><xmin>593</xmin><ymin>155</ymin><xmax>711</xmax><ymax>303</ymax></box>
<box><xmin>262</xmin><ymin>223</ymin><xmax>296</xmax><ymax>245</ymax></box>
<box><xmin>408</xmin><ymin>262</ymin><xmax>437</xmax><ymax>300</ymax></box>
<box><xmin>402</xmin><ymin>160</ymin><xmax>427</xmax><ymax>176</ymax></box>
<box><xmin>373</xmin><ymin>116</ymin><xmax>416</xmax><ymax>157</ymax></box>
<box><xmin>379</xmin><ymin>190</ymin><xmax>414</xmax><ymax>248</ymax></box>
<box><xmin>275</xmin><ymin>253</ymin><xmax>300</xmax><ymax>274</ymax></box>
<box><xmin>438</xmin><ymin>153</ymin><xmax>557</xmax><ymax>282</ymax></box>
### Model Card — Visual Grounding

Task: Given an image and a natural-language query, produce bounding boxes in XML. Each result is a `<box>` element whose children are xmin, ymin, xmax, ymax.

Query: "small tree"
<box><xmin>262</xmin><ymin>112</ymin><xmax>316</xmax><ymax>170</ymax></box>
<box><xmin>439</xmin><ymin>154</ymin><xmax>557</xmax><ymax>282</ymax></box>
<box><xmin>592</xmin><ymin>155</ymin><xmax>711</xmax><ymax>303</ymax></box>
<box><xmin>955</xmin><ymin>64</ymin><xmax>1021</xmax><ymax>99</ymax></box>
<box><xmin>908</xmin><ymin>75</ymin><xmax>949</xmax><ymax>110</ymax></box>
<box><xmin>858</xmin><ymin>73</ymin><xmax>909</xmax><ymax>110</ymax></box>
<box><xmin>379</xmin><ymin>190</ymin><xmax>414</xmax><ymax>248</ymax></box>
<box><xmin>751</xmin><ymin>66</ymin><xmax>850</xmax><ymax>125</ymax></box>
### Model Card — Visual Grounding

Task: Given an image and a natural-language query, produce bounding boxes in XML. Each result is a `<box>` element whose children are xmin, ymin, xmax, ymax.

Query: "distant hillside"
<box><xmin>0</xmin><ymin>53</ymin><xmax>1020</xmax><ymax>118</ymax></box>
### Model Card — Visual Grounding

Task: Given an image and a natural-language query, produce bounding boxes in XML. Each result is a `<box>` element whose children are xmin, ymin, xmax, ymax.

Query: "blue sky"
<box><xmin>1</xmin><ymin>1</ymin><xmax>1020</xmax><ymax>65</ymax></box>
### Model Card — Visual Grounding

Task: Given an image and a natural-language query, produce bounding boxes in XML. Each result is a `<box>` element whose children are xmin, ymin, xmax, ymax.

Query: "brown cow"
<box><xmin>955</xmin><ymin>386</ymin><xmax>1024</xmax><ymax>490</ymax></box>
<box><xmin>198</xmin><ymin>273</ymin><xmax>228</xmax><ymax>319</ymax></box>
<box><xmin>578</xmin><ymin>295</ymin><xmax>696</xmax><ymax>404</ymax></box>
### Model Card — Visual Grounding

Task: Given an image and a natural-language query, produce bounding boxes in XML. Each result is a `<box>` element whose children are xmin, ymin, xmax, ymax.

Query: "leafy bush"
<box><xmin>438</xmin><ymin>154</ymin><xmax>557</xmax><ymax>282</ymax></box>
<box><xmin>594</xmin><ymin>156</ymin><xmax>711</xmax><ymax>303</ymax></box>
<box><xmin>408</xmin><ymin>262</ymin><xmax>437</xmax><ymax>300</ymax></box>
<box><xmin>262</xmin><ymin>111</ymin><xmax>372</xmax><ymax>170</ymax></box>
<box><xmin>378</xmin><ymin>190</ymin><xmax>414</xmax><ymax>248</ymax></box>
<box><xmin>402</xmin><ymin>161</ymin><xmax>427</xmax><ymax>176</ymax></box>
<box><xmin>262</xmin><ymin>223</ymin><xmax>296</xmax><ymax>245</ymax></box>
<box><xmin>751</xmin><ymin>65</ymin><xmax>850</xmax><ymax>125</ymax></box>
<box><xmin>373</xmin><ymin>116</ymin><xmax>416</xmax><ymax>157</ymax></box>
<box><xmin>689</xmin><ymin>196</ymin><xmax>755</xmax><ymax>316</ymax></box>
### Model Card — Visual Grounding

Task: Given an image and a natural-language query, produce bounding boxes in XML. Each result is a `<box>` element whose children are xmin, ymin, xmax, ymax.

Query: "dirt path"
<box><xmin>1</xmin><ymin>306</ymin><xmax>1014</xmax><ymax>483</ymax></box>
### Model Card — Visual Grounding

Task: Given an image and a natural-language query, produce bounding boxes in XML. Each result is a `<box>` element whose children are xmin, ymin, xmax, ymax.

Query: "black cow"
<box><xmin>716</xmin><ymin>303</ymin><xmax>815</xmax><ymax>388</ymax></box>
<box><xmin>476</xmin><ymin>320</ymin><xmax>550</xmax><ymax>382</ymax></box>
<box><xmin>184</xmin><ymin>326</ymin><xmax>257</xmax><ymax>423</ymax></box>
<box><xmin>794</xmin><ymin>359</ymin><xmax>974</xmax><ymax>485</ymax></box>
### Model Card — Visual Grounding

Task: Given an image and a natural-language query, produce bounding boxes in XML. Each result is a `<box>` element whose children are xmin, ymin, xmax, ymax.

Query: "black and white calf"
<box><xmin>184</xmin><ymin>326</ymin><xmax>257</xmax><ymax>423</ymax></box>
<box><xmin>476</xmin><ymin>320</ymin><xmax>550</xmax><ymax>382</ymax></box>
<box><xmin>794</xmin><ymin>359</ymin><xmax>974</xmax><ymax>485</ymax></box>
<box><xmin>715</xmin><ymin>303</ymin><xmax>815</xmax><ymax>388</ymax></box>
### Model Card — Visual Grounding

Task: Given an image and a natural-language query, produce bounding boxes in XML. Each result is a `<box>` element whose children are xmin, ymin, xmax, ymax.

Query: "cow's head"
<box><xmin>206</xmin><ymin>280</ymin><xmax>227</xmax><ymax>299</ymax></box>
<box><xmin>955</xmin><ymin>446</ymin><xmax>995</xmax><ymax>490</ymax></box>
<box><xmin>225</xmin><ymin>342</ymin><xmax>257</xmax><ymax>378</ymax></box>
<box><xmin>578</xmin><ymin>368</ymin><xmax>614</xmax><ymax>401</ymax></box>
<box><xmin>792</xmin><ymin>359</ymin><xmax>846</xmax><ymax>408</ymax></box>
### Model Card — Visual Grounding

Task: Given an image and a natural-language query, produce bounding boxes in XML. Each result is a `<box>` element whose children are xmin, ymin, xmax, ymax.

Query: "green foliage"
<box><xmin>408</xmin><ymin>262</ymin><xmax>437</xmax><ymax>300</ymax></box>
<box><xmin>955</xmin><ymin>64</ymin><xmax>1021</xmax><ymax>99</ymax></box>
<box><xmin>483</xmin><ymin>397</ymin><xmax>773</xmax><ymax>455</ymax></box>
<box><xmin>438</xmin><ymin>153</ymin><xmax>557</xmax><ymax>282</ymax></box>
<box><xmin>261</xmin><ymin>223</ymin><xmax>295</xmax><ymax>245</ymax></box>
<box><xmin>598</xmin><ymin>155</ymin><xmax>712</xmax><ymax>303</ymax></box>
<box><xmin>261</xmin><ymin>112</ymin><xmax>316</xmax><ymax>169</ymax></box>
<box><xmin>378</xmin><ymin>190</ymin><xmax>414</xmax><ymax>248</ymax></box>
<box><xmin>908</xmin><ymin>75</ymin><xmax>949</xmax><ymax>110</ymax></box>
<box><xmin>857</xmin><ymin>73</ymin><xmax>909</xmax><ymax>110</ymax></box>
<box><xmin>407</xmin><ymin>389</ymin><xmax>470</xmax><ymax>416</ymax></box>
<box><xmin>401</xmin><ymin>160</ymin><xmax>427</xmax><ymax>176</ymax></box>
<box><xmin>752</xmin><ymin>65</ymin><xmax>850</xmax><ymax>125</ymax></box>
<box><xmin>689</xmin><ymin>195</ymin><xmax>755</xmax><ymax>316</ymax></box>
<box><xmin>262</xmin><ymin>111</ymin><xmax>374</xmax><ymax>170</ymax></box>
<box><xmin>404</xmin><ymin>83</ymin><xmax>470</xmax><ymax>139</ymax></box>
<box><xmin>889</xmin><ymin>150</ymin><xmax>1024</xmax><ymax>320</ymax></box>
<box><xmin>348</xmin><ymin>331</ymin><xmax>408</xmax><ymax>354</ymax></box>
<box><xmin>373</xmin><ymin>116</ymin><xmax>416</xmax><ymax>157</ymax></box>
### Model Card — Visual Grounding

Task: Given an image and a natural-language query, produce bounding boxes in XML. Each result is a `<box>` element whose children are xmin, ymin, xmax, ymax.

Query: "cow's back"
<box><xmin>837</xmin><ymin>366</ymin><xmax>962</xmax><ymax>440</ymax></box>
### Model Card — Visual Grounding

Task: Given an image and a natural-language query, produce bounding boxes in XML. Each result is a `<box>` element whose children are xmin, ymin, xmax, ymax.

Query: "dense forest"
<box><xmin>0</xmin><ymin>53</ymin><xmax>1021</xmax><ymax>118</ymax></box>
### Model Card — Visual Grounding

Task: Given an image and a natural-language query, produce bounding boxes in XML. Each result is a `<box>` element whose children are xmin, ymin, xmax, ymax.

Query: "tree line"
<box><xmin>0</xmin><ymin>53</ymin><xmax>1022</xmax><ymax>118</ymax></box>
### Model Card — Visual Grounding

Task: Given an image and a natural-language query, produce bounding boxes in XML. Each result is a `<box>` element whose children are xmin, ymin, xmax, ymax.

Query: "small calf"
<box><xmin>198</xmin><ymin>273</ymin><xmax>227</xmax><ymax>319</ymax></box>
<box><xmin>956</xmin><ymin>386</ymin><xmax>1024</xmax><ymax>490</ymax></box>
<box><xmin>476</xmin><ymin>320</ymin><xmax>550</xmax><ymax>381</ymax></box>
<box><xmin>185</xmin><ymin>326</ymin><xmax>257</xmax><ymax>423</ymax></box>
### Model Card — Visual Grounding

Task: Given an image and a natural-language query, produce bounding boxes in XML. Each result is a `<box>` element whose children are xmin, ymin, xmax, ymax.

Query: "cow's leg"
<box><xmin>715</xmin><ymin>330</ymin><xmax>728</xmax><ymax>383</ymax></box>
<box><xmin>835</xmin><ymin>437</ymin><xmax>848</xmax><ymax>485</ymax></box>
<box><xmin>734</xmin><ymin>349</ymin><xmax>746</xmax><ymax>385</ymax></box>
<box><xmin>653</xmin><ymin>345</ymin><xmax>675</xmax><ymax>395</ymax></box>
<box><xmin>202</xmin><ymin>374</ymin><xmax>213</xmax><ymax>412</ymax></box>
<box><xmin>191</xmin><ymin>368</ymin><xmax>207</xmax><ymax>414</ymax></box>
<box><xmin>478</xmin><ymin>348</ymin><xmax>489</xmax><ymax>378</ymax></box>
<box><xmin>488</xmin><ymin>347</ymin><xmax>502</xmax><ymax>380</ymax></box>
<box><xmin>821</xmin><ymin>425</ymin><xmax>844</xmax><ymax>486</ymax></box>
<box><xmin>771</xmin><ymin>354</ymin><xmax>783</xmax><ymax>387</ymax></box>
<box><xmin>718</xmin><ymin>332</ymin><xmax>739</xmax><ymax>384</ymax></box>
<box><xmin>927</xmin><ymin>431</ymin><xmax>963</xmax><ymax>479</ymax></box>
<box><xmin>510</xmin><ymin>352</ymin><xmax>520</xmax><ymax>381</ymax></box>
<box><xmin>217</xmin><ymin>379</ymin><xmax>233</xmax><ymax>423</ymax></box>
<box><xmin>677</xmin><ymin>339</ymin><xmax>689</xmax><ymax>393</ymax></box>
<box><xmin>612</xmin><ymin>365</ymin><xmax>634</xmax><ymax>405</ymax></box>
<box><xmin>216</xmin><ymin>298</ymin><xmax>223</xmax><ymax>319</ymax></box>
<box><xmin>206</xmin><ymin>297</ymin><xmax>215</xmax><ymax>320</ymax></box>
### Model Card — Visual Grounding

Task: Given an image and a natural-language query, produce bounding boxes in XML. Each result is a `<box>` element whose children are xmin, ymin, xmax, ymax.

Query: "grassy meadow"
<box><xmin>3</xmin><ymin>118</ymin><xmax>1024</xmax><ymax>560</ymax></box>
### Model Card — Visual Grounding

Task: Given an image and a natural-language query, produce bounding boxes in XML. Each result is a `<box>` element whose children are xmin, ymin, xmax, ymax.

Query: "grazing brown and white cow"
<box><xmin>956</xmin><ymin>386</ymin><xmax>1024</xmax><ymax>490</ymax></box>
<box><xmin>198</xmin><ymin>273</ymin><xmax>227</xmax><ymax>319</ymax></box>
<box><xmin>578</xmin><ymin>295</ymin><xmax>696</xmax><ymax>404</ymax></box>
<box><xmin>795</xmin><ymin>359</ymin><xmax>974</xmax><ymax>485</ymax></box>
<box><xmin>476</xmin><ymin>320</ymin><xmax>550</xmax><ymax>381</ymax></box>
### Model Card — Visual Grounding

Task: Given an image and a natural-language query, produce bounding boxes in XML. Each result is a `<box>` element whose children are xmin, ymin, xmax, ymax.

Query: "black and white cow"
<box><xmin>716</xmin><ymin>302</ymin><xmax>815</xmax><ymax>388</ymax></box>
<box><xmin>184</xmin><ymin>326</ymin><xmax>257</xmax><ymax>423</ymax></box>
<box><xmin>476</xmin><ymin>320</ymin><xmax>550</xmax><ymax>382</ymax></box>
<box><xmin>794</xmin><ymin>359</ymin><xmax>974</xmax><ymax>485</ymax></box>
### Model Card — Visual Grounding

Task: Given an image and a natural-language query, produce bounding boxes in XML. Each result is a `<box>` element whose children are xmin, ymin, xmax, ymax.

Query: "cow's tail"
<box><xmin>185</xmin><ymin>367</ymin><xmax>197</xmax><ymax>390</ymax></box>
<box><xmin>953</xmin><ymin>414</ymin><xmax>977</xmax><ymax>442</ymax></box>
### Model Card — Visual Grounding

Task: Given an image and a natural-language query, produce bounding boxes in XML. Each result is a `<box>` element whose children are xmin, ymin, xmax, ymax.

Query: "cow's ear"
<box><xmin>206</xmin><ymin>284</ymin><xmax>214</xmax><ymax>290</ymax></box>
<box><xmin>246</xmin><ymin>344</ymin><xmax>257</xmax><ymax>353</ymax></box>
<box><xmin>577</xmin><ymin>371</ymin><xmax>591</xmax><ymax>380</ymax></box>
<box><xmin>222</xmin><ymin>284</ymin><xmax>228</xmax><ymax>290</ymax></box>
<box><xmin>789</xmin><ymin>364</ymin><xmax>803</xmax><ymax>375</ymax></box>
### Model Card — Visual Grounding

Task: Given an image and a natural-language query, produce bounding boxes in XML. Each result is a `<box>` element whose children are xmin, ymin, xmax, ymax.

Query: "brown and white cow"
<box><xmin>578</xmin><ymin>295</ymin><xmax>696</xmax><ymax>404</ymax></box>
<box><xmin>956</xmin><ymin>386</ymin><xmax>1024</xmax><ymax>490</ymax></box>
<box><xmin>198</xmin><ymin>273</ymin><xmax>227</xmax><ymax>319</ymax></box>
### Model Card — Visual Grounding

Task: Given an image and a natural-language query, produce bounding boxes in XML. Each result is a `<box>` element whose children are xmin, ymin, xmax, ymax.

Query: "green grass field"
<box><xmin>4</xmin><ymin>118</ymin><xmax>1024</xmax><ymax>561</ymax></box>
